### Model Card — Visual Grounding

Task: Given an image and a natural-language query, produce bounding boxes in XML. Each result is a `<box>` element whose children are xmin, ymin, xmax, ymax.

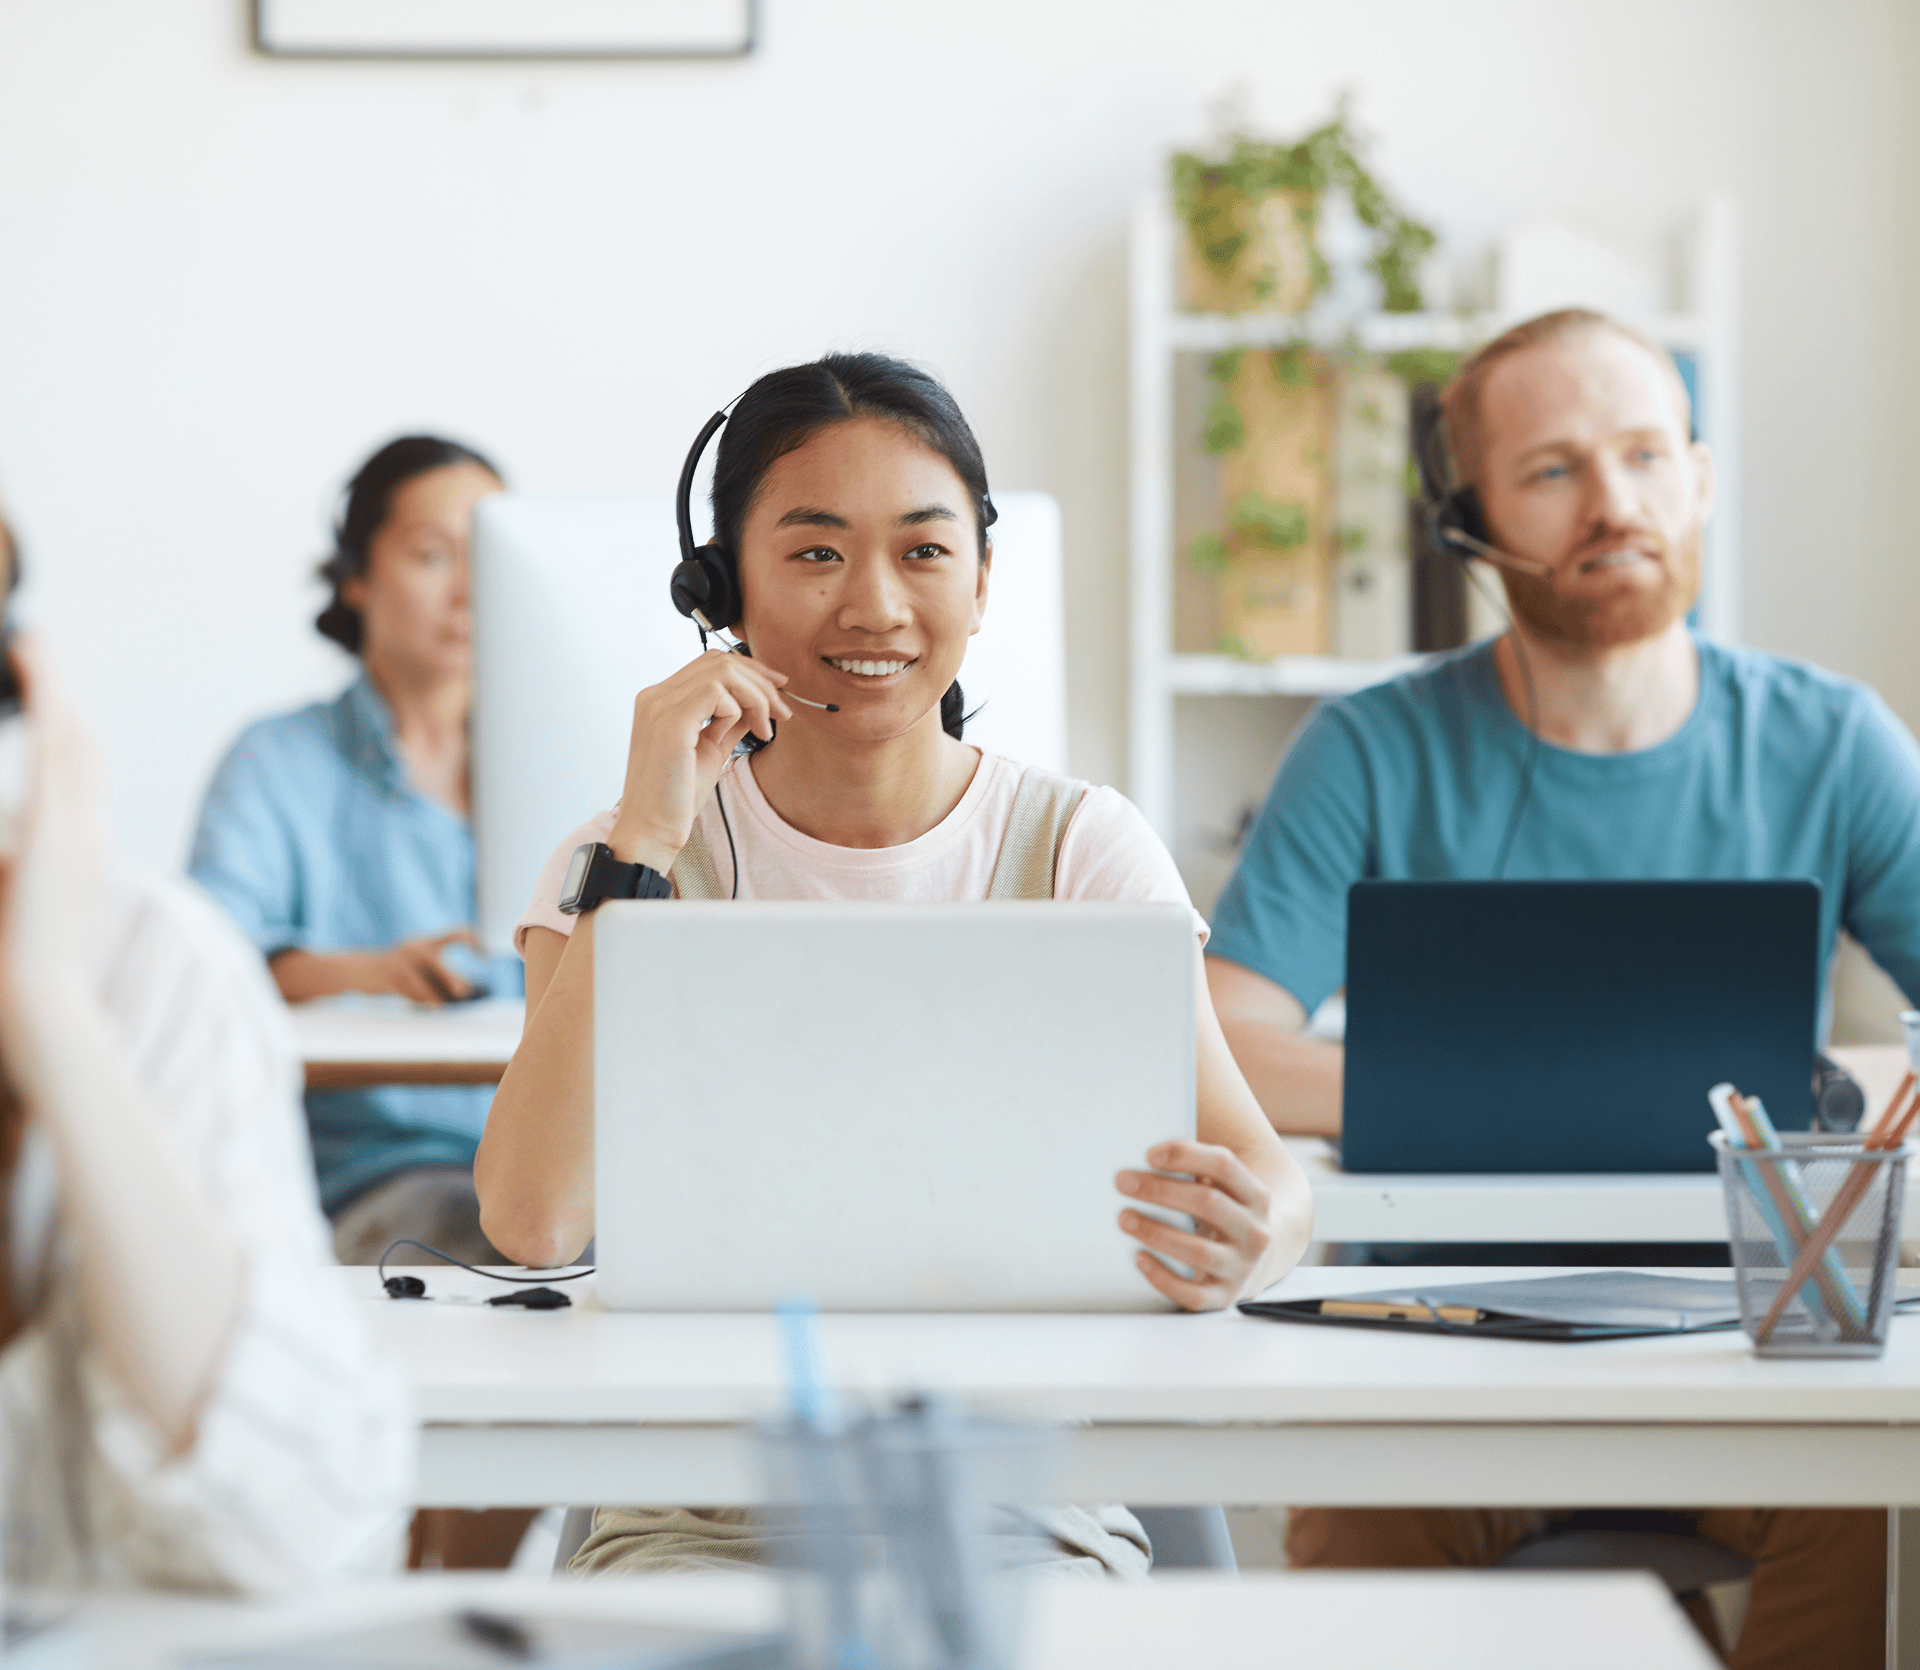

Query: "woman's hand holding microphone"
<box><xmin>605</xmin><ymin>651</ymin><xmax>792</xmax><ymax>872</ymax></box>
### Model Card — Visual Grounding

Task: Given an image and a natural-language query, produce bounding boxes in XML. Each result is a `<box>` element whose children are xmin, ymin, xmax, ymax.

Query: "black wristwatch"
<box><xmin>557</xmin><ymin>841</ymin><xmax>674</xmax><ymax>915</ymax></box>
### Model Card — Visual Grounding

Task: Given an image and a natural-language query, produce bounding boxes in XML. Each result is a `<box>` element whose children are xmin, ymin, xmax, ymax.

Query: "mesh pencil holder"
<box><xmin>756</xmin><ymin>1401</ymin><xmax>1056</xmax><ymax>1670</ymax></box>
<box><xmin>1712</xmin><ymin>1130</ymin><xmax>1910</xmax><ymax>1358</ymax></box>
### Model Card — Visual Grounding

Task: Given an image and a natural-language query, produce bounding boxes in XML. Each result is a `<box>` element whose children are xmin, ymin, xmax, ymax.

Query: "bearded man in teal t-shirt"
<box><xmin>1206</xmin><ymin>309</ymin><xmax>1914</xmax><ymax>1669</ymax></box>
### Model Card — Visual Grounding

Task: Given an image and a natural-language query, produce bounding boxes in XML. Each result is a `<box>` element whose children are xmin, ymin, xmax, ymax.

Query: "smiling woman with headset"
<box><xmin>474</xmin><ymin>352</ymin><xmax>1313</xmax><ymax>1571</ymax></box>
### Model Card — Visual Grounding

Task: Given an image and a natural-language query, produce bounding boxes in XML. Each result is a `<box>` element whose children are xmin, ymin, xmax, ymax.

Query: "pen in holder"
<box><xmin>759</xmin><ymin>1300</ymin><xmax>1054</xmax><ymax>1670</ymax></box>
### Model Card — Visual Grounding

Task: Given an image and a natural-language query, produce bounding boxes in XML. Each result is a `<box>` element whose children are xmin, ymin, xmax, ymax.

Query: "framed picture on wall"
<box><xmin>254</xmin><ymin>0</ymin><xmax>754</xmax><ymax>58</ymax></box>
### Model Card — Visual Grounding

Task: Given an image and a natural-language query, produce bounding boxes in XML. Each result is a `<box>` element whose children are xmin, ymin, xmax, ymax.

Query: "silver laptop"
<box><xmin>593</xmin><ymin>902</ymin><xmax>1195</xmax><ymax>1311</ymax></box>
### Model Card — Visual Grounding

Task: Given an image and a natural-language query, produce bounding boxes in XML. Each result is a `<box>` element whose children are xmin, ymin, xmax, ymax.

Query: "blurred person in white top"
<box><xmin>0</xmin><ymin>509</ymin><xmax>412</xmax><ymax>1591</ymax></box>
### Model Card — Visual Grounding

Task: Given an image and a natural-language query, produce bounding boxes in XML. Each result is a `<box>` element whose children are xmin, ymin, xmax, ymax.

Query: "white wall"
<box><xmin>1</xmin><ymin>0</ymin><xmax>1916</xmax><ymax>863</ymax></box>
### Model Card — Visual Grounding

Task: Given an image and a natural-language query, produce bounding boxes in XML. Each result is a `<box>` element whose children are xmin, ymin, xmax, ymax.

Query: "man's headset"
<box><xmin>1411</xmin><ymin>394</ymin><xmax>1544</xmax><ymax>880</ymax></box>
<box><xmin>1412</xmin><ymin>398</ymin><xmax>1553</xmax><ymax>582</ymax></box>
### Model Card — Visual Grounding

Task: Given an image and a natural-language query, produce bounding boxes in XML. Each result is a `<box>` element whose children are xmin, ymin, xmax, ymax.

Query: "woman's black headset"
<box><xmin>669</xmin><ymin>406</ymin><xmax>743</xmax><ymax>637</ymax></box>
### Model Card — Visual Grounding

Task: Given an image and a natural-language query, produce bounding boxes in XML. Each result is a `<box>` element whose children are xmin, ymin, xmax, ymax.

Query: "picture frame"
<box><xmin>253</xmin><ymin>0</ymin><xmax>755</xmax><ymax>60</ymax></box>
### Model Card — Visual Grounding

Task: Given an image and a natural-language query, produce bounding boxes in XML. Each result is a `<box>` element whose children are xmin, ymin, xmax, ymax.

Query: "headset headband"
<box><xmin>675</xmin><ymin>386</ymin><xmax>756</xmax><ymax>567</ymax></box>
<box><xmin>676</xmin><ymin>408</ymin><xmax>730</xmax><ymax>568</ymax></box>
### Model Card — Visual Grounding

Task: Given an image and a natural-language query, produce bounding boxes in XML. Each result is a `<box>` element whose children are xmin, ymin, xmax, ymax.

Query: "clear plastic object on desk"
<box><xmin>761</xmin><ymin>1301</ymin><xmax>1056</xmax><ymax>1670</ymax></box>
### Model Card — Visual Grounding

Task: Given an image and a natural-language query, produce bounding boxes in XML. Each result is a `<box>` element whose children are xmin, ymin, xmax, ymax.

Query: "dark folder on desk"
<box><xmin>1240</xmin><ymin>1270</ymin><xmax>1747</xmax><ymax>1341</ymax></box>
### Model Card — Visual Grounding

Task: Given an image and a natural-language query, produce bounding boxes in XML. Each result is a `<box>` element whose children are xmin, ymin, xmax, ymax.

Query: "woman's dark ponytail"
<box><xmin>315</xmin><ymin>435</ymin><xmax>502</xmax><ymax>654</ymax></box>
<box><xmin>940</xmin><ymin>679</ymin><xmax>966</xmax><ymax>741</ymax></box>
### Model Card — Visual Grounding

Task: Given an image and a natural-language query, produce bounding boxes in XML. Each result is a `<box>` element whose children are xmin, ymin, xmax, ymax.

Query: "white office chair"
<box><xmin>1131</xmin><ymin>1505</ymin><xmax>1239</xmax><ymax>1572</ymax></box>
<box><xmin>553</xmin><ymin>1505</ymin><xmax>595</xmax><ymax>1575</ymax></box>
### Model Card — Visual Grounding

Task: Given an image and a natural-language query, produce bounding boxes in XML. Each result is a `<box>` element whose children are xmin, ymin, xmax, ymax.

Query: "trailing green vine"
<box><xmin>1384</xmin><ymin>347</ymin><xmax>1462</xmax><ymax>388</ymax></box>
<box><xmin>1186</xmin><ymin>341</ymin><xmax>1468</xmax><ymax>604</ymax></box>
<box><xmin>1172</xmin><ymin>113</ymin><xmax>1436</xmax><ymax>315</ymax></box>
<box><xmin>1201</xmin><ymin>350</ymin><xmax>1246</xmax><ymax>455</ymax></box>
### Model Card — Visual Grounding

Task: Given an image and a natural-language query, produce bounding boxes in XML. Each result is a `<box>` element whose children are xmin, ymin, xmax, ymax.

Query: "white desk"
<box><xmin>9</xmin><ymin>1570</ymin><xmax>1715</xmax><ymax>1670</ymax></box>
<box><xmin>1296</xmin><ymin>1043</ymin><xmax>1915</xmax><ymax>1245</ymax></box>
<box><xmin>288</xmin><ymin>996</ymin><xmax>524</xmax><ymax>1090</ymax></box>
<box><xmin>361</xmin><ymin>1264</ymin><xmax>1920</xmax><ymax>1513</ymax></box>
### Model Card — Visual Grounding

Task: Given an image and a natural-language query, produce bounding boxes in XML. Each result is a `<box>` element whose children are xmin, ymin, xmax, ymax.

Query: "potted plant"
<box><xmin>1171</xmin><ymin>112</ymin><xmax>1436</xmax><ymax>315</ymax></box>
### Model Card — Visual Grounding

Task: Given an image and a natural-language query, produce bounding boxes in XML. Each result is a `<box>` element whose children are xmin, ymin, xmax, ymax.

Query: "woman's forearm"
<box><xmin>1193</xmin><ymin>949</ymin><xmax>1315</xmax><ymax>1296</ymax></box>
<box><xmin>13</xmin><ymin>1004</ymin><xmax>242</xmax><ymax>1454</ymax></box>
<box><xmin>473</xmin><ymin>924</ymin><xmax>597</xmax><ymax>1266</ymax></box>
<box><xmin>268</xmin><ymin>948</ymin><xmax>385</xmax><ymax>1003</ymax></box>
<box><xmin>1247</xmin><ymin>1143</ymin><xmax>1314</xmax><ymax>1292</ymax></box>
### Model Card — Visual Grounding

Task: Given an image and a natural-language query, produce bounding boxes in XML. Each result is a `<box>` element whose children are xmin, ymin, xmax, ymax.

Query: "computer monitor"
<box><xmin>470</xmin><ymin>492</ymin><xmax>1066</xmax><ymax>952</ymax></box>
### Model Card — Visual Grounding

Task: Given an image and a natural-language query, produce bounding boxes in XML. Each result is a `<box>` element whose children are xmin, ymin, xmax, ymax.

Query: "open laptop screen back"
<box><xmin>1342</xmin><ymin>880</ymin><xmax>1821</xmax><ymax>1174</ymax></box>
<box><xmin>593</xmin><ymin>901</ymin><xmax>1196</xmax><ymax>1311</ymax></box>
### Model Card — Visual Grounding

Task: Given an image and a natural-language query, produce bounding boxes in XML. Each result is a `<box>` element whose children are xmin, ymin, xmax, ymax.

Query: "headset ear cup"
<box><xmin>1431</xmin><ymin>485</ymin><xmax>1490</xmax><ymax>560</ymax></box>
<box><xmin>669</xmin><ymin>545</ymin><xmax>741</xmax><ymax>631</ymax></box>
<box><xmin>669</xmin><ymin>557</ymin><xmax>712</xmax><ymax>620</ymax></box>
<box><xmin>1449</xmin><ymin>487</ymin><xmax>1490</xmax><ymax>549</ymax></box>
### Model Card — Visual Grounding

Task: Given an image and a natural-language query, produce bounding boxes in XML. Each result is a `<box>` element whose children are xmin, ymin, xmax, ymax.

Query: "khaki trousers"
<box><xmin>1286</xmin><ymin>1508</ymin><xmax>1884</xmax><ymax>1670</ymax></box>
<box><xmin>330</xmin><ymin>1164</ymin><xmax>504</xmax><ymax>1268</ymax></box>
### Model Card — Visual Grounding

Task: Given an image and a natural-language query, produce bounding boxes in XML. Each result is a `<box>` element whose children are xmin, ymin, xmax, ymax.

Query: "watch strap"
<box><xmin>561</xmin><ymin>841</ymin><xmax>674</xmax><ymax>914</ymax></box>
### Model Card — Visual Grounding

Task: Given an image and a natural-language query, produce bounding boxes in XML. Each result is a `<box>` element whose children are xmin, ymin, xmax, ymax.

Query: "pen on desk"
<box><xmin>458</xmin><ymin>1609</ymin><xmax>534</xmax><ymax>1661</ymax></box>
<box><xmin>1318</xmin><ymin>1299</ymin><xmax>1483</xmax><ymax>1326</ymax></box>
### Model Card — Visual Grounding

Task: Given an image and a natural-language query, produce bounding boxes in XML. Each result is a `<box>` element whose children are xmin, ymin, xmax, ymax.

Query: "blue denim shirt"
<box><xmin>188</xmin><ymin>676</ymin><xmax>525</xmax><ymax>1214</ymax></box>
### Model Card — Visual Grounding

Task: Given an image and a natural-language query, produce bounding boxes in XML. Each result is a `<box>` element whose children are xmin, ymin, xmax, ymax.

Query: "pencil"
<box><xmin>1723</xmin><ymin>1091</ymin><xmax>1860</xmax><ymax>1329</ymax></box>
<box><xmin>1752</xmin><ymin>1084</ymin><xmax>1920</xmax><ymax>1345</ymax></box>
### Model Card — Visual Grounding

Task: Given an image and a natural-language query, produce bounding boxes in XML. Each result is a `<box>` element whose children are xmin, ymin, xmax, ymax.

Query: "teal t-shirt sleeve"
<box><xmin>1838</xmin><ymin>689</ymin><xmax>1920</xmax><ymax>1006</ymax></box>
<box><xmin>187</xmin><ymin>729</ymin><xmax>307</xmax><ymax>957</ymax></box>
<box><xmin>1205</xmin><ymin>704</ymin><xmax>1374</xmax><ymax>1013</ymax></box>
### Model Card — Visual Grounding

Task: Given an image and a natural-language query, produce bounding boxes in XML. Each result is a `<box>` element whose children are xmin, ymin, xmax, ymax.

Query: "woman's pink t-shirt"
<box><xmin>515</xmin><ymin>749</ymin><xmax>1205</xmax><ymax>953</ymax></box>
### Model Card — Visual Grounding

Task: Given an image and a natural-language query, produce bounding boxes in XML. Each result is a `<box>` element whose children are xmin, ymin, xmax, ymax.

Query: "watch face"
<box><xmin>559</xmin><ymin>844</ymin><xmax>593</xmax><ymax>912</ymax></box>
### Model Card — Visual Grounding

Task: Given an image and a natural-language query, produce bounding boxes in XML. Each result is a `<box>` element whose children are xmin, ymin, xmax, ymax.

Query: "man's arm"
<box><xmin>1202</xmin><ymin>702</ymin><xmax>1377</xmax><ymax>1133</ymax></box>
<box><xmin>1838</xmin><ymin>689</ymin><xmax>1920</xmax><ymax>1011</ymax></box>
<box><xmin>1206</xmin><ymin>954</ymin><xmax>1343</xmax><ymax>1137</ymax></box>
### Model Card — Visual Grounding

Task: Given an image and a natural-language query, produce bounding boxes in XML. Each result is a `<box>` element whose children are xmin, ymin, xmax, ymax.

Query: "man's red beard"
<box><xmin>1496</xmin><ymin>526</ymin><xmax>1703</xmax><ymax>650</ymax></box>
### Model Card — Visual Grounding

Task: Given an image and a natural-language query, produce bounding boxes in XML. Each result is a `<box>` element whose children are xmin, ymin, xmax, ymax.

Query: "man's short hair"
<box><xmin>1438</xmin><ymin>308</ymin><xmax>1693</xmax><ymax>490</ymax></box>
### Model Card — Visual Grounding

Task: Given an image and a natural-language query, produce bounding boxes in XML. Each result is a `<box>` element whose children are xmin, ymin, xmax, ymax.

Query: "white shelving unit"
<box><xmin>1127</xmin><ymin>192</ymin><xmax>1740</xmax><ymax>892</ymax></box>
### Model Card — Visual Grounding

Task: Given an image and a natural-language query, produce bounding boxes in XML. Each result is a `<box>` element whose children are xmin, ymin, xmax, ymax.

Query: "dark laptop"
<box><xmin>1341</xmin><ymin>880</ymin><xmax>1821</xmax><ymax>1174</ymax></box>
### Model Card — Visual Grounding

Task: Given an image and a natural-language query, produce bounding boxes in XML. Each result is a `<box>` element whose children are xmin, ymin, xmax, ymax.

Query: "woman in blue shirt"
<box><xmin>191</xmin><ymin>436</ymin><xmax>526</xmax><ymax>1266</ymax></box>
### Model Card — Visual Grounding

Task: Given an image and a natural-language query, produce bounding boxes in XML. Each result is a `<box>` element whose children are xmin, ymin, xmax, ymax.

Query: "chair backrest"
<box><xmin>470</xmin><ymin>492</ymin><xmax>1066</xmax><ymax>951</ymax></box>
<box><xmin>552</xmin><ymin>1504</ymin><xmax>595</xmax><ymax>1575</ymax></box>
